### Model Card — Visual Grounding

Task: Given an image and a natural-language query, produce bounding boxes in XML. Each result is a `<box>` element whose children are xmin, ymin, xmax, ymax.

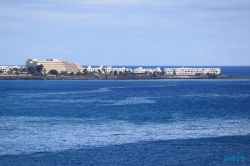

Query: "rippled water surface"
<box><xmin>0</xmin><ymin>79</ymin><xmax>250</xmax><ymax>165</ymax></box>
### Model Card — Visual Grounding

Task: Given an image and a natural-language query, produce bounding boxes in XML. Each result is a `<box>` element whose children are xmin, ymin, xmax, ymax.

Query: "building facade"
<box><xmin>26</xmin><ymin>59</ymin><xmax>84</xmax><ymax>74</ymax></box>
<box><xmin>164</xmin><ymin>67</ymin><xmax>221</xmax><ymax>75</ymax></box>
<box><xmin>134</xmin><ymin>67</ymin><xmax>162</xmax><ymax>74</ymax></box>
<box><xmin>87</xmin><ymin>66</ymin><xmax>133</xmax><ymax>74</ymax></box>
<box><xmin>0</xmin><ymin>66</ymin><xmax>10</xmax><ymax>74</ymax></box>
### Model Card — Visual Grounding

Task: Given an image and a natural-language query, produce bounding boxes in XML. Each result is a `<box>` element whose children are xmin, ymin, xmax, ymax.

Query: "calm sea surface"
<box><xmin>0</xmin><ymin>67</ymin><xmax>250</xmax><ymax>165</ymax></box>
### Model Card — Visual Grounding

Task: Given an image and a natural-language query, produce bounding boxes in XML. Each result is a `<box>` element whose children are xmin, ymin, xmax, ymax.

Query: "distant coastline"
<box><xmin>1</xmin><ymin>60</ymin><xmax>250</xmax><ymax>79</ymax></box>
<box><xmin>0</xmin><ymin>74</ymin><xmax>240</xmax><ymax>80</ymax></box>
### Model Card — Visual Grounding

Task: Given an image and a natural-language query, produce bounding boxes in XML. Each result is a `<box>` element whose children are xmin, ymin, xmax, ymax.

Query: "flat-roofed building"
<box><xmin>87</xmin><ymin>66</ymin><xmax>133</xmax><ymax>74</ymax></box>
<box><xmin>26</xmin><ymin>59</ymin><xmax>84</xmax><ymax>74</ymax></box>
<box><xmin>164</xmin><ymin>67</ymin><xmax>221</xmax><ymax>75</ymax></box>
<box><xmin>134</xmin><ymin>67</ymin><xmax>162</xmax><ymax>74</ymax></box>
<box><xmin>0</xmin><ymin>66</ymin><xmax>10</xmax><ymax>74</ymax></box>
<box><xmin>86</xmin><ymin>66</ymin><xmax>104</xmax><ymax>73</ymax></box>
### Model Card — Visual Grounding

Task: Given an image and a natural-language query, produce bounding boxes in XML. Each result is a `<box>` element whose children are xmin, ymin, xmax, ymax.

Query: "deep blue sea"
<box><xmin>0</xmin><ymin>67</ymin><xmax>250</xmax><ymax>166</ymax></box>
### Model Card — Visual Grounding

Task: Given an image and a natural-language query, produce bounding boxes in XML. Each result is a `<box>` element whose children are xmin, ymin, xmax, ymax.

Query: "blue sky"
<box><xmin>0</xmin><ymin>0</ymin><xmax>250</xmax><ymax>65</ymax></box>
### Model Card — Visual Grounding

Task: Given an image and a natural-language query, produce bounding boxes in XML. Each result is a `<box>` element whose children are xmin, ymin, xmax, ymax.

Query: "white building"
<box><xmin>165</xmin><ymin>68</ymin><xmax>174</xmax><ymax>75</ymax></box>
<box><xmin>164</xmin><ymin>67</ymin><xmax>221</xmax><ymax>75</ymax></box>
<box><xmin>86</xmin><ymin>66</ymin><xmax>104</xmax><ymax>73</ymax></box>
<box><xmin>145</xmin><ymin>67</ymin><xmax>162</xmax><ymax>73</ymax></box>
<box><xmin>87</xmin><ymin>66</ymin><xmax>133</xmax><ymax>74</ymax></box>
<box><xmin>134</xmin><ymin>67</ymin><xmax>146</xmax><ymax>74</ymax></box>
<box><xmin>0</xmin><ymin>66</ymin><xmax>9</xmax><ymax>74</ymax></box>
<box><xmin>112</xmin><ymin>67</ymin><xmax>132</xmax><ymax>73</ymax></box>
<box><xmin>0</xmin><ymin>66</ymin><xmax>26</xmax><ymax>75</ymax></box>
<box><xmin>8</xmin><ymin>66</ymin><xmax>22</xmax><ymax>70</ymax></box>
<box><xmin>105</xmin><ymin>66</ymin><xmax>113</xmax><ymax>73</ymax></box>
<box><xmin>106</xmin><ymin>66</ymin><xmax>132</xmax><ymax>74</ymax></box>
<box><xmin>134</xmin><ymin>67</ymin><xmax>162</xmax><ymax>74</ymax></box>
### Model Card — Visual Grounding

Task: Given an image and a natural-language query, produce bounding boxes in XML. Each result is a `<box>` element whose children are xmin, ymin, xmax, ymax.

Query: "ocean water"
<box><xmin>1</xmin><ymin>70</ymin><xmax>250</xmax><ymax>165</ymax></box>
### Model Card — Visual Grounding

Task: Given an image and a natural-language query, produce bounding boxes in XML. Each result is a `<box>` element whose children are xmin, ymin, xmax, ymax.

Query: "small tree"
<box><xmin>114</xmin><ymin>71</ymin><xmax>118</xmax><ymax>75</ymax></box>
<box><xmin>49</xmin><ymin>69</ymin><xmax>58</xmax><ymax>75</ymax></box>
<box><xmin>13</xmin><ymin>68</ymin><xmax>18</xmax><ymax>71</ymax></box>
<box><xmin>76</xmin><ymin>71</ymin><xmax>82</xmax><ymax>76</ymax></box>
<box><xmin>10</xmin><ymin>70</ymin><xmax>16</xmax><ymax>75</ymax></box>
<box><xmin>35</xmin><ymin>65</ymin><xmax>44</xmax><ymax>74</ymax></box>
<box><xmin>69</xmin><ymin>72</ymin><xmax>75</xmax><ymax>76</ymax></box>
<box><xmin>83</xmin><ymin>69</ymin><xmax>88</xmax><ymax>75</ymax></box>
<box><xmin>15</xmin><ymin>70</ymin><xmax>20</xmax><ymax>75</ymax></box>
<box><xmin>42</xmin><ymin>69</ymin><xmax>47</xmax><ymax>75</ymax></box>
<box><xmin>60</xmin><ymin>71</ymin><xmax>68</xmax><ymax>76</ymax></box>
<box><xmin>19</xmin><ymin>68</ymin><xmax>26</xmax><ymax>72</ymax></box>
<box><xmin>103</xmin><ymin>68</ymin><xmax>106</xmax><ymax>74</ymax></box>
<box><xmin>0</xmin><ymin>70</ymin><xmax>3</xmax><ymax>75</ymax></box>
<box><xmin>28</xmin><ymin>66</ymin><xmax>36</xmax><ymax>75</ymax></box>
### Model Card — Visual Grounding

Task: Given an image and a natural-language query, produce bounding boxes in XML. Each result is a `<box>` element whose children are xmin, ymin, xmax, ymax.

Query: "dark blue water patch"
<box><xmin>218</xmin><ymin>66</ymin><xmax>250</xmax><ymax>77</ymax></box>
<box><xmin>1</xmin><ymin>80</ymin><xmax>250</xmax><ymax>123</ymax></box>
<box><xmin>1</xmin><ymin>135</ymin><xmax>249</xmax><ymax>166</ymax></box>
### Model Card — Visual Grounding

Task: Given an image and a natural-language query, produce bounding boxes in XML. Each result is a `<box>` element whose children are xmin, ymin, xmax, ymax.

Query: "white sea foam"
<box><xmin>131</xmin><ymin>85</ymin><xmax>166</xmax><ymax>88</ymax></box>
<box><xmin>42</xmin><ymin>97</ymin><xmax>154</xmax><ymax>105</ymax></box>
<box><xmin>98</xmin><ymin>97</ymin><xmax>156</xmax><ymax>106</ymax></box>
<box><xmin>16</xmin><ymin>88</ymin><xmax>112</xmax><ymax>99</ymax></box>
<box><xmin>109</xmin><ymin>87</ymin><xmax>126</xmax><ymax>89</ymax></box>
<box><xmin>0</xmin><ymin>116</ymin><xmax>249</xmax><ymax>155</ymax></box>
<box><xmin>45</xmin><ymin>98</ymin><xmax>115</xmax><ymax>104</ymax></box>
<box><xmin>112</xmin><ymin>97</ymin><xmax>155</xmax><ymax>105</ymax></box>
<box><xmin>86</xmin><ymin>88</ymin><xmax>111</xmax><ymax>93</ymax></box>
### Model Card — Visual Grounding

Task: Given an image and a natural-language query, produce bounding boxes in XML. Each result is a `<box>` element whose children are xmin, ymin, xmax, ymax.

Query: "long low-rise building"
<box><xmin>26</xmin><ymin>59</ymin><xmax>84</xmax><ymax>74</ymax></box>
<box><xmin>134</xmin><ymin>67</ymin><xmax>162</xmax><ymax>74</ymax></box>
<box><xmin>87</xmin><ymin>66</ymin><xmax>133</xmax><ymax>74</ymax></box>
<box><xmin>86</xmin><ymin>66</ymin><xmax>162</xmax><ymax>74</ymax></box>
<box><xmin>164</xmin><ymin>67</ymin><xmax>221</xmax><ymax>75</ymax></box>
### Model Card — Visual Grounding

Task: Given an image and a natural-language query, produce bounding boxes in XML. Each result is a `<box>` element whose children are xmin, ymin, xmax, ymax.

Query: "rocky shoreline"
<box><xmin>0</xmin><ymin>74</ymin><xmax>238</xmax><ymax>80</ymax></box>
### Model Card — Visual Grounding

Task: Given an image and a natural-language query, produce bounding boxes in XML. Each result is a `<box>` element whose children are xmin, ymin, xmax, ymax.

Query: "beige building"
<box><xmin>26</xmin><ymin>59</ymin><xmax>84</xmax><ymax>74</ymax></box>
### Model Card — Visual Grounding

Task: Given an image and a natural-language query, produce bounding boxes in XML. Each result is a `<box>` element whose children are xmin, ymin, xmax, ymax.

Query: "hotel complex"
<box><xmin>86</xmin><ymin>66</ymin><xmax>133</xmax><ymax>74</ymax></box>
<box><xmin>82</xmin><ymin>66</ymin><xmax>220</xmax><ymax>75</ymax></box>
<box><xmin>86</xmin><ymin>66</ymin><xmax>162</xmax><ymax>74</ymax></box>
<box><xmin>134</xmin><ymin>67</ymin><xmax>162</xmax><ymax>74</ymax></box>
<box><xmin>164</xmin><ymin>67</ymin><xmax>221</xmax><ymax>75</ymax></box>
<box><xmin>26</xmin><ymin>59</ymin><xmax>84</xmax><ymax>74</ymax></box>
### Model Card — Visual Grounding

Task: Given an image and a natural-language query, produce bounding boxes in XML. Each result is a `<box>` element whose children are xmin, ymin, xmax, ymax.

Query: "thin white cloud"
<box><xmin>1</xmin><ymin>0</ymin><xmax>250</xmax><ymax>66</ymax></box>
<box><xmin>1</xmin><ymin>0</ymin><xmax>249</xmax><ymax>33</ymax></box>
<box><xmin>76</xmin><ymin>0</ymin><xmax>250</xmax><ymax>8</ymax></box>
<box><xmin>4</xmin><ymin>0</ymin><xmax>247</xmax><ymax>8</ymax></box>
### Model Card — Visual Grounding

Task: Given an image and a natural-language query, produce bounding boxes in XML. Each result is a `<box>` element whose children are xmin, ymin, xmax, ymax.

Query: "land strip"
<box><xmin>0</xmin><ymin>74</ymin><xmax>237</xmax><ymax>80</ymax></box>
